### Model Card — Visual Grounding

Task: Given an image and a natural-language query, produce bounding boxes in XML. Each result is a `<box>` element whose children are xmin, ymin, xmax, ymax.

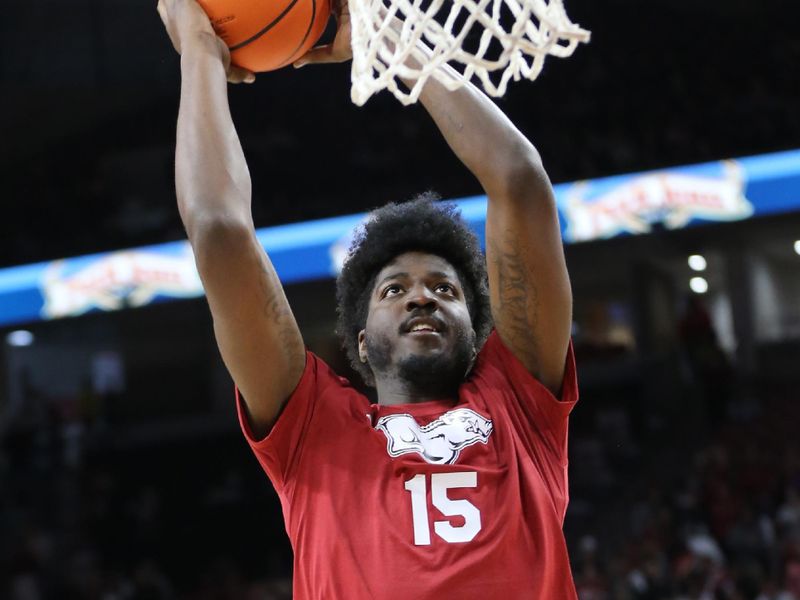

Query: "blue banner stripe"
<box><xmin>1</xmin><ymin>149</ymin><xmax>799</xmax><ymax>327</ymax></box>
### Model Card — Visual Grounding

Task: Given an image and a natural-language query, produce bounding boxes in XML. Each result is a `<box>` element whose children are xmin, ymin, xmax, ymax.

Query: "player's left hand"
<box><xmin>293</xmin><ymin>0</ymin><xmax>352</xmax><ymax>67</ymax></box>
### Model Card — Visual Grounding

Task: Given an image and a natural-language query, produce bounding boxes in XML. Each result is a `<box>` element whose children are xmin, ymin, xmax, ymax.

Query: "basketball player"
<box><xmin>158</xmin><ymin>0</ymin><xmax>578</xmax><ymax>597</ymax></box>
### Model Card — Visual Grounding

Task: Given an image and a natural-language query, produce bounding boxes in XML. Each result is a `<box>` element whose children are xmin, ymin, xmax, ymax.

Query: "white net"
<box><xmin>348</xmin><ymin>0</ymin><xmax>590</xmax><ymax>105</ymax></box>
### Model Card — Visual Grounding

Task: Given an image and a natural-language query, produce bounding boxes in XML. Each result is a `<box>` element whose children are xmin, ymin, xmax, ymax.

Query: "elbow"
<box><xmin>488</xmin><ymin>147</ymin><xmax>552</xmax><ymax>206</ymax></box>
<box><xmin>185</xmin><ymin>214</ymin><xmax>255</xmax><ymax>267</ymax></box>
<box><xmin>475</xmin><ymin>132</ymin><xmax>543</xmax><ymax>190</ymax></box>
<box><xmin>507</xmin><ymin>150</ymin><xmax>547</xmax><ymax>191</ymax></box>
<box><xmin>181</xmin><ymin>204</ymin><xmax>253</xmax><ymax>243</ymax></box>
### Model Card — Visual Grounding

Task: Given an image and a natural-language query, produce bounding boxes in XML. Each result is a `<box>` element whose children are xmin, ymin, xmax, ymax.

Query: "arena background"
<box><xmin>2</xmin><ymin>0</ymin><xmax>800</xmax><ymax>598</ymax></box>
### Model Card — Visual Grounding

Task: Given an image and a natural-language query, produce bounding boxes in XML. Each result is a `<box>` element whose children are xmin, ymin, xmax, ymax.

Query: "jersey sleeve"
<box><xmin>475</xmin><ymin>330</ymin><xmax>578</xmax><ymax>466</ymax></box>
<box><xmin>236</xmin><ymin>351</ymin><xmax>346</xmax><ymax>493</ymax></box>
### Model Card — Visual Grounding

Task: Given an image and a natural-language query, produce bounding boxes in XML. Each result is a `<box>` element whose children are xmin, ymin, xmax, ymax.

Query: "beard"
<box><xmin>366</xmin><ymin>327</ymin><xmax>476</xmax><ymax>397</ymax></box>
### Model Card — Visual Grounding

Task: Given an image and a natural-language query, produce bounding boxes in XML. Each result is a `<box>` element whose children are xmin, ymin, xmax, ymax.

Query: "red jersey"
<box><xmin>237</xmin><ymin>330</ymin><xmax>579</xmax><ymax>599</ymax></box>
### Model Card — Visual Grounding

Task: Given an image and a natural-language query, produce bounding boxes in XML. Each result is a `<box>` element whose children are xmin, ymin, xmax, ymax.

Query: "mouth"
<box><xmin>402</xmin><ymin>317</ymin><xmax>445</xmax><ymax>336</ymax></box>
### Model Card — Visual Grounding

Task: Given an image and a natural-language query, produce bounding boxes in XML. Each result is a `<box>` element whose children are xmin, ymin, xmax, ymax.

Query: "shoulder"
<box><xmin>469</xmin><ymin>329</ymin><xmax>578</xmax><ymax>408</ymax></box>
<box><xmin>300</xmin><ymin>351</ymin><xmax>366</xmax><ymax>405</ymax></box>
<box><xmin>242</xmin><ymin>350</ymin><xmax>368</xmax><ymax>448</ymax></box>
<box><xmin>464</xmin><ymin>329</ymin><xmax>578</xmax><ymax>466</ymax></box>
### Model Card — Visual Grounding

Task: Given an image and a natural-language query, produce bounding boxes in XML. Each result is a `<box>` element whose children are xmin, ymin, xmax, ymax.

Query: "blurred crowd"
<box><xmin>2</xmin><ymin>342</ymin><xmax>799</xmax><ymax>599</ymax></box>
<box><xmin>570</xmin><ymin>387</ymin><xmax>800</xmax><ymax>600</ymax></box>
<box><xmin>0</xmin><ymin>411</ymin><xmax>294</xmax><ymax>600</ymax></box>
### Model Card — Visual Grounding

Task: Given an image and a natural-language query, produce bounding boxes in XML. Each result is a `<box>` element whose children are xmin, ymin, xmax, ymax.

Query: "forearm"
<box><xmin>411</xmin><ymin>66</ymin><xmax>543</xmax><ymax>198</ymax></box>
<box><xmin>403</xmin><ymin>60</ymin><xmax>570</xmax><ymax>388</ymax></box>
<box><xmin>176</xmin><ymin>33</ymin><xmax>252</xmax><ymax>237</ymax></box>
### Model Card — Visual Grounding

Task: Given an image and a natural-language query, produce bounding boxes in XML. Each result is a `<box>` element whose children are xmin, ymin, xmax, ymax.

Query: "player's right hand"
<box><xmin>157</xmin><ymin>0</ymin><xmax>255</xmax><ymax>84</ymax></box>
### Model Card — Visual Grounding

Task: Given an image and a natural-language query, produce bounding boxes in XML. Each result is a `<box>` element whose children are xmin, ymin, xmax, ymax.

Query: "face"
<box><xmin>358</xmin><ymin>252</ymin><xmax>477</xmax><ymax>394</ymax></box>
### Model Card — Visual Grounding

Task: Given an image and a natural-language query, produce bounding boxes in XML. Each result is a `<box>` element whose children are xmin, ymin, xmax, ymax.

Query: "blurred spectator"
<box><xmin>678</xmin><ymin>295</ymin><xmax>732</xmax><ymax>427</ymax></box>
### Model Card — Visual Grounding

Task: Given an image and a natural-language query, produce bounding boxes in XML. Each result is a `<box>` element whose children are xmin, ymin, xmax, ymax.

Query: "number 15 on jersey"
<box><xmin>404</xmin><ymin>471</ymin><xmax>481</xmax><ymax>545</ymax></box>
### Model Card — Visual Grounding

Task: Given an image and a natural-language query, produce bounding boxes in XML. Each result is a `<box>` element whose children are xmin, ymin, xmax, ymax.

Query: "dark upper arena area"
<box><xmin>0</xmin><ymin>0</ymin><xmax>797</xmax><ymax>267</ymax></box>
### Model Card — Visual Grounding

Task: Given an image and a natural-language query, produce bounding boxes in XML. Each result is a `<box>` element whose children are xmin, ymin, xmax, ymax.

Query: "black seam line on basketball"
<box><xmin>229</xmin><ymin>0</ymin><xmax>303</xmax><ymax>51</ymax></box>
<box><xmin>281</xmin><ymin>0</ymin><xmax>317</xmax><ymax>67</ymax></box>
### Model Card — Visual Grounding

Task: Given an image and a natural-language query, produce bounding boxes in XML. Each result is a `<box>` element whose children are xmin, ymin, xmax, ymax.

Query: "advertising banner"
<box><xmin>1</xmin><ymin>149</ymin><xmax>798</xmax><ymax>327</ymax></box>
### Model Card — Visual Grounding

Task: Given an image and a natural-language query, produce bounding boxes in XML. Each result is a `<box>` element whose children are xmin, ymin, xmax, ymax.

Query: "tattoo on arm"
<box><xmin>490</xmin><ymin>235</ymin><xmax>540</xmax><ymax>373</ymax></box>
<box><xmin>249</xmin><ymin>239</ymin><xmax>304</xmax><ymax>360</ymax></box>
<box><xmin>262</xmin><ymin>275</ymin><xmax>294</xmax><ymax>347</ymax></box>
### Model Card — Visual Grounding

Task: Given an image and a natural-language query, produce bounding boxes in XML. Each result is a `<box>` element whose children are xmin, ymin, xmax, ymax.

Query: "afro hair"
<box><xmin>335</xmin><ymin>193</ymin><xmax>493</xmax><ymax>386</ymax></box>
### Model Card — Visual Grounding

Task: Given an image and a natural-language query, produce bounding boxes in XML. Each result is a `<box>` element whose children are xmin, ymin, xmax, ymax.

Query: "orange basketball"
<box><xmin>197</xmin><ymin>0</ymin><xmax>331</xmax><ymax>72</ymax></box>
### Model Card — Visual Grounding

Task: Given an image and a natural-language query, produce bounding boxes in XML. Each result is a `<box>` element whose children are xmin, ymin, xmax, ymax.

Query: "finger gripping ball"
<box><xmin>197</xmin><ymin>0</ymin><xmax>331</xmax><ymax>72</ymax></box>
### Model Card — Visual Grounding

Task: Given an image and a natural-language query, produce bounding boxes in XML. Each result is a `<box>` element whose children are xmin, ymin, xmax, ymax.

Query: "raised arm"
<box><xmin>295</xmin><ymin>5</ymin><xmax>571</xmax><ymax>393</ymax></box>
<box><xmin>415</xmin><ymin>73</ymin><xmax>572</xmax><ymax>394</ymax></box>
<box><xmin>159</xmin><ymin>0</ymin><xmax>306</xmax><ymax>436</ymax></box>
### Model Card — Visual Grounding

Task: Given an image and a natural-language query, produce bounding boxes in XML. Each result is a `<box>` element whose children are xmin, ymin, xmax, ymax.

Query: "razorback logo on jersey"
<box><xmin>376</xmin><ymin>408</ymin><xmax>493</xmax><ymax>465</ymax></box>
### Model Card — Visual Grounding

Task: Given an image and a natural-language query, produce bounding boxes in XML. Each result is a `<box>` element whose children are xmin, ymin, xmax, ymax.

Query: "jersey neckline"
<box><xmin>371</xmin><ymin>397</ymin><xmax>460</xmax><ymax>420</ymax></box>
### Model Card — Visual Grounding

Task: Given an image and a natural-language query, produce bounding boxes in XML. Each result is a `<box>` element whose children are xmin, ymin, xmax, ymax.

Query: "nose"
<box><xmin>405</xmin><ymin>284</ymin><xmax>438</xmax><ymax>312</ymax></box>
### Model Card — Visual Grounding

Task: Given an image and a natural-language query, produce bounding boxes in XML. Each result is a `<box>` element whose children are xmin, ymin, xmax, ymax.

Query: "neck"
<box><xmin>374</xmin><ymin>373</ymin><xmax>458</xmax><ymax>406</ymax></box>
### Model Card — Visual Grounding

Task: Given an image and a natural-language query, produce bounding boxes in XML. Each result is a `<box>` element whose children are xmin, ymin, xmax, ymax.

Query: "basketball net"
<box><xmin>348</xmin><ymin>0</ymin><xmax>590</xmax><ymax>105</ymax></box>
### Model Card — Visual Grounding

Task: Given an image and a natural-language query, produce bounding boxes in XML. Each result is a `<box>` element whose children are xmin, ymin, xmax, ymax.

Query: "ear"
<box><xmin>357</xmin><ymin>329</ymin><xmax>368</xmax><ymax>363</ymax></box>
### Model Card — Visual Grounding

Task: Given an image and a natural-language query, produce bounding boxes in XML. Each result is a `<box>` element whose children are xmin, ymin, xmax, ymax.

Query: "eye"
<box><xmin>381</xmin><ymin>284</ymin><xmax>403</xmax><ymax>298</ymax></box>
<box><xmin>435</xmin><ymin>283</ymin><xmax>455</xmax><ymax>294</ymax></box>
